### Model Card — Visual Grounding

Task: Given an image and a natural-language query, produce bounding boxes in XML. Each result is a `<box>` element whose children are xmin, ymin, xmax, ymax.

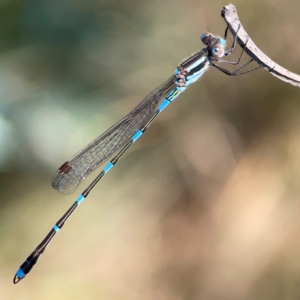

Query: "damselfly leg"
<box><xmin>211</xmin><ymin>26</ymin><xmax>262</xmax><ymax>76</ymax></box>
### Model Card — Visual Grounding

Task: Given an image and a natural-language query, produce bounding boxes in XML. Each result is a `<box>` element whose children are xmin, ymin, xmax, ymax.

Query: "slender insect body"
<box><xmin>14</xmin><ymin>25</ymin><xmax>257</xmax><ymax>284</ymax></box>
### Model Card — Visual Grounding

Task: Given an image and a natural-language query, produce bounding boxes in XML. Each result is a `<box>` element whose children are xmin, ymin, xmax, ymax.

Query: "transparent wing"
<box><xmin>52</xmin><ymin>75</ymin><xmax>176</xmax><ymax>194</ymax></box>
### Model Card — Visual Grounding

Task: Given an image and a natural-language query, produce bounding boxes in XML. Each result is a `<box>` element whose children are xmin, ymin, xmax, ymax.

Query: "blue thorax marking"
<box><xmin>185</xmin><ymin>57</ymin><xmax>206</xmax><ymax>73</ymax></box>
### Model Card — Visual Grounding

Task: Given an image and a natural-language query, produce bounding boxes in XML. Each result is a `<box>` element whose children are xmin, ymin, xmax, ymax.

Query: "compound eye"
<box><xmin>201</xmin><ymin>33</ymin><xmax>211</xmax><ymax>45</ymax></box>
<box><xmin>200</xmin><ymin>33</ymin><xmax>207</xmax><ymax>40</ymax></box>
<box><xmin>210</xmin><ymin>45</ymin><xmax>225</xmax><ymax>58</ymax></box>
<box><xmin>211</xmin><ymin>47</ymin><xmax>219</xmax><ymax>56</ymax></box>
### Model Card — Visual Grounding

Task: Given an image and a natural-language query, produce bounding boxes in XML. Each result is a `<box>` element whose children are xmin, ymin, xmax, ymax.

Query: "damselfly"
<box><xmin>14</xmin><ymin>26</ymin><xmax>259</xmax><ymax>284</ymax></box>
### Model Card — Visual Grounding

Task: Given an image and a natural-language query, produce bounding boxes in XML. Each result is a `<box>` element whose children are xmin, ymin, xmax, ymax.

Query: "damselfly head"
<box><xmin>201</xmin><ymin>33</ymin><xmax>226</xmax><ymax>58</ymax></box>
<box><xmin>201</xmin><ymin>33</ymin><xmax>226</xmax><ymax>46</ymax></box>
<box><xmin>201</xmin><ymin>32</ymin><xmax>212</xmax><ymax>45</ymax></box>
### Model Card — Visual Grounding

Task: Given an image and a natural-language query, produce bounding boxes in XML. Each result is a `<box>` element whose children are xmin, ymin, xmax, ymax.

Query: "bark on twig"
<box><xmin>222</xmin><ymin>4</ymin><xmax>300</xmax><ymax>87</ymax></box>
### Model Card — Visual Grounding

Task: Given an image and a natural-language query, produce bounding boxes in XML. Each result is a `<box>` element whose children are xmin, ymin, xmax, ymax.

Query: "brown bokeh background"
<box><xmin>2</xmin><ymin>0</ymin><xmax>300</xmax><ymax>299</ymax></box>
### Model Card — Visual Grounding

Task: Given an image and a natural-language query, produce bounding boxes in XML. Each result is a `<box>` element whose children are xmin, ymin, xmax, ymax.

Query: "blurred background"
<box><xmin>1</xmin><ymin>0</ymin><xmax>300</xmax><ymax>299</ymax></box>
